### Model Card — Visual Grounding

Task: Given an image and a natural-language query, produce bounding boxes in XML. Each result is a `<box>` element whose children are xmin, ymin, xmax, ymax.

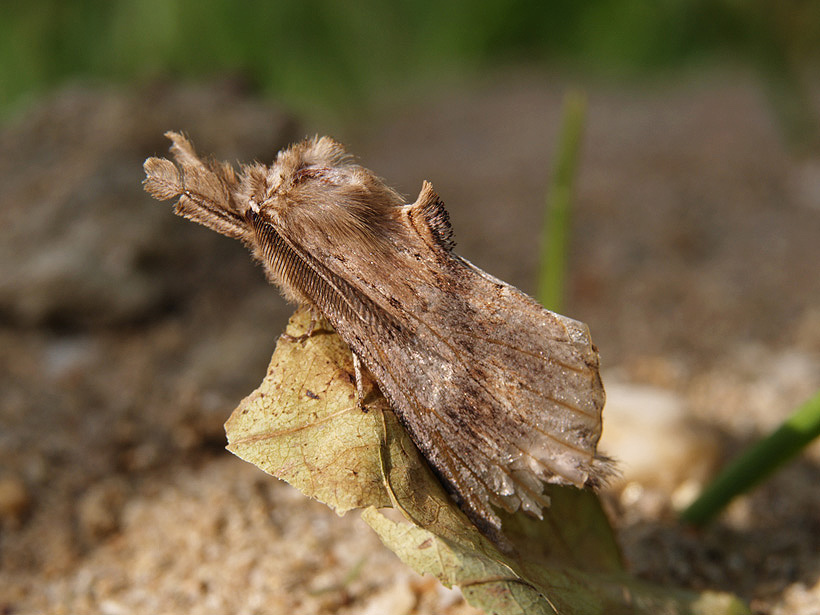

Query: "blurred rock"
<box><xmin>77</xmin><ymin>478</ymin><xmax>129</xmax><ymax>543</ymax></box>
<box><xmin>0</xmin><ymin>476</ymin><xmax>31</xmax><ymax>526</ymax></box>
<box><xmin>790</xmin><ymin>158</ymin><xmax>820</xmax><ymax>211</ymax></box>
<box><xmin>0</xmin><ymin>82</ymin><xmax>299</xmax><ymax>328</ymax></box>
<box><xmin>360</xmin><ymin>580</ymin><xmax>415</xmax><ymax>615</ymax></box>
<box><xmin>599</xmin><ymin>378</ymin><xmax>720</xmax><ymax>498</ymax></box>
<box><xmin>773</xmin><ymin>579</ymin><xmax>820</xmax><ymax>615</ymax></box>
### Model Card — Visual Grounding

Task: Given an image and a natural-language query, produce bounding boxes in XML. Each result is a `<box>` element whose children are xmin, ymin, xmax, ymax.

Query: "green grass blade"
<box><xmin>538</xmin><ymin>90</ymin><xmax>586</xmax><ymax>313</ymax></box>
<box><xmin>681</xmin><ymin>390</ymin><xmax>820</xmax><ymax>526</ymax></box>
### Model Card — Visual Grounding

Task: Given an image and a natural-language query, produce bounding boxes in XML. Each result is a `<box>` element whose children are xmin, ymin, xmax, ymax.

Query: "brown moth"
<box><xmin>143</xmin><ymin>132</ymin><xmax>611</xmax><ymax>538</ymax></box>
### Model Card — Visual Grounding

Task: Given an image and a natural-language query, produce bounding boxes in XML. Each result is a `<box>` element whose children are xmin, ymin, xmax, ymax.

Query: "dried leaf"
<box><xmin>225</xmin><ymin>309</ymin><xmax>392</xmax><ymax>513</ymax></box>
<box><xmin>225</xmin><ymin>308</ymin><xmax>750</xmax><ymax>615</ymax></box>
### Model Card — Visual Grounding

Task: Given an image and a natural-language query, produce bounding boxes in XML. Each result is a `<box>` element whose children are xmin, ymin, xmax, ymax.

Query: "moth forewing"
<box><xmin>143</xmin><ymin>132</ymin><xmax>610</xmax><ymax>540</ymax></box>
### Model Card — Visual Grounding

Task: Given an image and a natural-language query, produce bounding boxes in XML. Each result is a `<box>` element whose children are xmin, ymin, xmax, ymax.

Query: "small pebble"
<box><xmin>78</xmin><ymin>479</ymin><xmax>128</xmax><ymax>542</ymax></box>
<box><xmin>0</xmin><ymin>476</ymin><xmax>32</xmax><ymax>525</ymax></box>
<box><xmin>600</xmin><ymin>379</ymin><xmax>720</xmax><ymax>495</ymax></box>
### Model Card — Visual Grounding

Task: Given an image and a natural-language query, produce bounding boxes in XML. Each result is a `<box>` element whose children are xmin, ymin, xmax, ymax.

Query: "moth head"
<box><xmin>239</xmin><ymin>136</ymin><xmax>404</xmax><ymax>231</ymax></box>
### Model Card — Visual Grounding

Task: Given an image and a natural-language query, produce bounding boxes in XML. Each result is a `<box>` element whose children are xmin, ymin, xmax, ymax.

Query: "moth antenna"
<box><xmin>144</xmin><ymin>133</ymin><xmax>250</xmax><ymax>241</ymax></box>
<box><xmin>165</xmin><ymin>131</ymin><xmax>205</xmax><ymax>170</ymax></box>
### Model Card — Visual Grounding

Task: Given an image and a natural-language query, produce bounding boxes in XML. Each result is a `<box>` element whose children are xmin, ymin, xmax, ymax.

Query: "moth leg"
<box><xmin>281</xmin><ymin>305</ymin><xmax>324</xmax><ymax>343</ymax></box>
<box><xmin>352</xmin><ymin>352</ymin><xmax>368</xmax><ymax>413</ymax></box>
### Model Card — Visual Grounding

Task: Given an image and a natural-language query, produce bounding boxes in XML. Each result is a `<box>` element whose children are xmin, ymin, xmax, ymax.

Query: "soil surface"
<box><xmin>1</xmin><ymin>69</ymin><xmax>819</xmax><ymax>614</ymax></box>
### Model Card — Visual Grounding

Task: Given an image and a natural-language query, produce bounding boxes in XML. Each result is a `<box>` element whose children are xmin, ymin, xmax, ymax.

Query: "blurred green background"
<box><xmin>3</xmin><ymin>0</ymin><xmax>819</xmax><ymax>142</ymax></box>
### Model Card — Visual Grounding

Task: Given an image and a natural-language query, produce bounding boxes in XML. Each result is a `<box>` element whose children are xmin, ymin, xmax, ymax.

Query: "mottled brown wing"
<box><xmin>255</xmin><ymin>184</ymin><xmax>609</xmax><ymax>535</ymax></box>
<box><xmin>341</xmin><ymin>257</ymin><xmax>606</xmax><ymax>533</ymax></box>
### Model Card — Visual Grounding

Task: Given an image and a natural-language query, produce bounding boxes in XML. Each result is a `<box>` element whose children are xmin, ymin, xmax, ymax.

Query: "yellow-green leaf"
<box><xmin>225</xmin><ymin>308</ymin><xmax>749</xmax><ymax>615</ymax></box>
<box><xmin>225</xmin><ymin>308</ymin><xmax>392</xmax><ymax>513</ymax></box>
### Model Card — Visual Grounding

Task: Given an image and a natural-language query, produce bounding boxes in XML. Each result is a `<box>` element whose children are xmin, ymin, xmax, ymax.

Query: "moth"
<box><xmin>143</xmin><ymin>132</ymin><xmax>610</xmax><ymax>538</ymax></box>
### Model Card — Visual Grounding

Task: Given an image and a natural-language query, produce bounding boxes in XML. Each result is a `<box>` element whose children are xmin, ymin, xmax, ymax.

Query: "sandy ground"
<box><xmin>1</xmin><ymin>68</ymin><xmax>819</xmax><ymax>614</ymax></box>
